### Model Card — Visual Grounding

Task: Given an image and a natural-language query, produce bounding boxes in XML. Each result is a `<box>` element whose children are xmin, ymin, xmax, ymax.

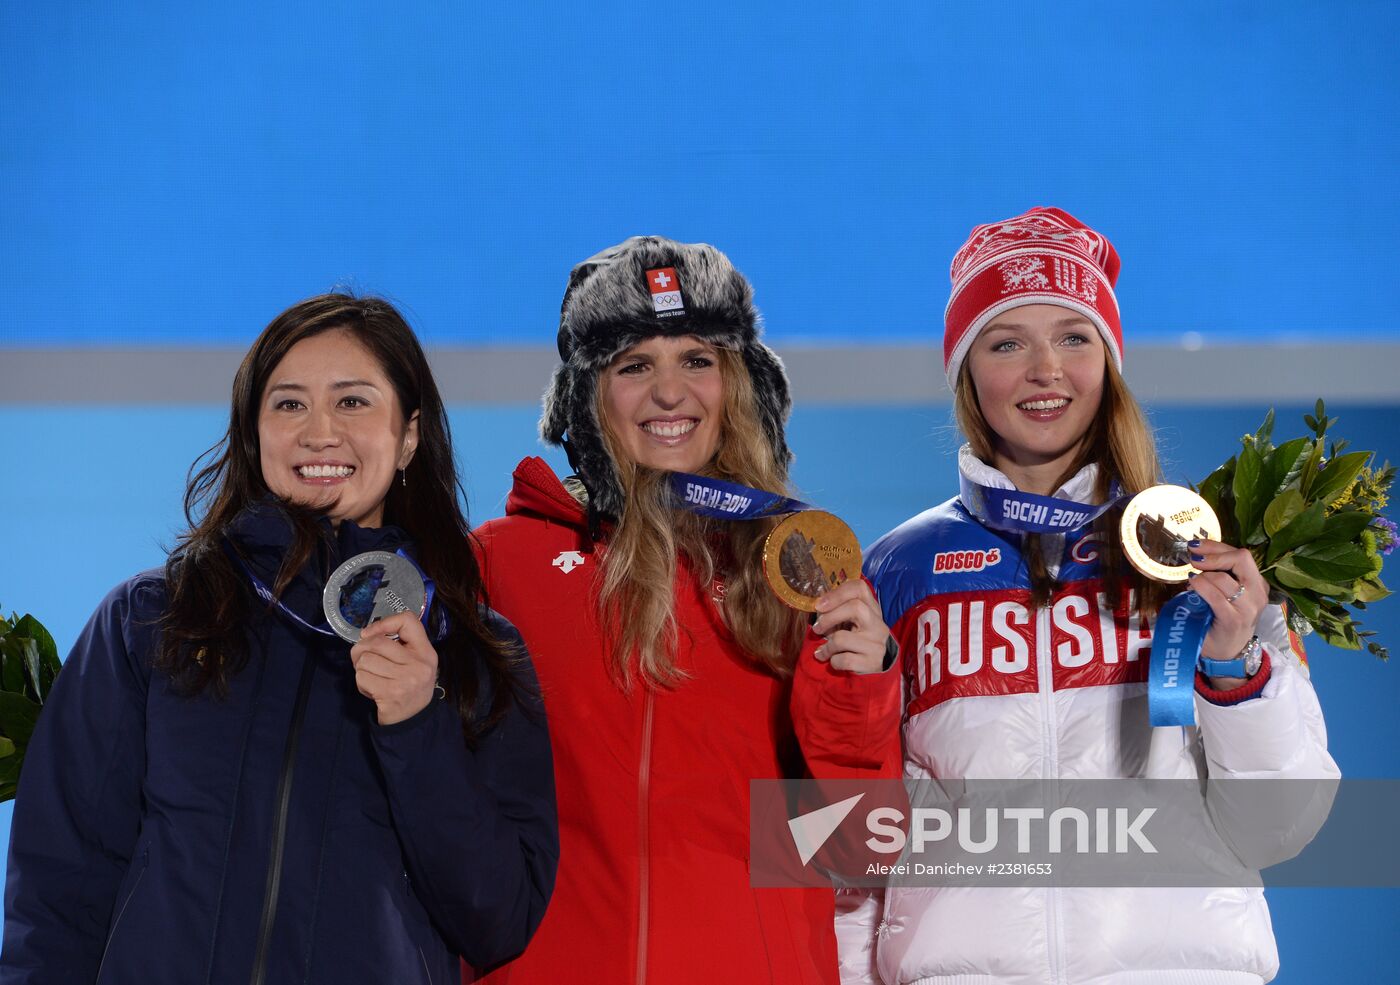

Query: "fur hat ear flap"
<box><xmin>539</xmin><ymin>363</ymin><xmax>573</xmax><ymax>445</ymax></box>
<box><xmin>559</xmin><ymin>370</ymin><xmax>627</xmax><ymax>522</ymax></box>
<box><xmin>739</xmin><ymin>341</ymin><xmax>794</xmax><ymax>467</ymax></box>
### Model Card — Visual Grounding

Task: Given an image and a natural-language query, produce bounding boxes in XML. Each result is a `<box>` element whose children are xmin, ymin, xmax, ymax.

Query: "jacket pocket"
<box><xmin>404</xmin><ymin>871</ymin><xmax>434</xmax><ymax>985</ymax></box>
<box><xmin>96</xmin><ymin>845</ymin><xmax>150</xmax><ymax>982</ymax></box>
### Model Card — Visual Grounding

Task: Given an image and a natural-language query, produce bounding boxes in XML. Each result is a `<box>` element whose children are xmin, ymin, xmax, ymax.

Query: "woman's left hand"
<box><xmin>811</xmin><ymin>578</ymin><xmax>893</xmax><ymax>675</ymax></box>
<box><xmin>1190</xmin><ymin>538</ymin><xmax>1268</xmax><ymax>678</ymax></box>
<box><xmin>350</xmin><ymin>610</ymin><xmax>440</xmax><ymax>725</ymax></box>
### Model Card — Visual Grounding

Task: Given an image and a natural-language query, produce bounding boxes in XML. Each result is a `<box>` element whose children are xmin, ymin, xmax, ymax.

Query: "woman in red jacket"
<box><xmin>472</xmin><ymin>236</ymin><xmax>903</xmax><ymax>984</ymax></box>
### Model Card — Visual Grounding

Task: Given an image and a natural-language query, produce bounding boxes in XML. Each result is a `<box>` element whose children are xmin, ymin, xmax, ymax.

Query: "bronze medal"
<box><xmin>1119</xmin><ymin>485</ymin><xmax>1221</xmax><ymax>583</ymax></box>
<box><xmin>762</xmin><ymin>510</ymin><xmax>862</xmax><ymax>611</ymax></box>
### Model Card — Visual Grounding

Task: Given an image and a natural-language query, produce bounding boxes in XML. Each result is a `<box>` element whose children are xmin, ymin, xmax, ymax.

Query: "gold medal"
<box><xmin>762</xmin><ymin>510</ymin><xmax>862</xmax><ymax>611</ymax></box>
<box><xmin>1119</xmin><ymin>485</ymin><xmax>1221</xmax><ymax>583</ymax></box>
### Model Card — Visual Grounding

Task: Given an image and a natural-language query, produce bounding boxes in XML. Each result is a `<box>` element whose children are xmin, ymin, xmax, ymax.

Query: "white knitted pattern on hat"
<box><xmin>950</xmin><ymin>210</ymin><xmax>1114</xmax><ymax>285</ymax></box>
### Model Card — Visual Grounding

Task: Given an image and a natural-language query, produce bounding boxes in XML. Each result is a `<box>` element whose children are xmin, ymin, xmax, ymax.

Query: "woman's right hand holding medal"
<box><xmin>811</xmin><ymin>580</ymin><xmax>893</xmax><ymax>674</ymax></box>
<box><xmin>351</xmin><ymin>611</ymin><xmax>441</xmax><ymax>725</ymax></box>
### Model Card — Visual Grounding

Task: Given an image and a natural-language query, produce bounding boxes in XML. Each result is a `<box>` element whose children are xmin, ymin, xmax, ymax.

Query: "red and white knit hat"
<box><xmin>943</xmin><ymin>207</ymin><xmax>1122</xmax><ymax>386</ymax></box>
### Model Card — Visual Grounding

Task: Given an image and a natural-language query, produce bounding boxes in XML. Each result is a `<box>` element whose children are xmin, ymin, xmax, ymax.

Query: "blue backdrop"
<box><xmin>2</xmin><ymin>2</ymin><xmax>1398</xmax><ymax>346</ymax></box>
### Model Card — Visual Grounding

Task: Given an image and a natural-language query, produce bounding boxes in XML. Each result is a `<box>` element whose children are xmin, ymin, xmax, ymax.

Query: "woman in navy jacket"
<box><xmin>1</xmin><ymin>294</ymin><xmax>557</xmax><ymax>984</ymax></box>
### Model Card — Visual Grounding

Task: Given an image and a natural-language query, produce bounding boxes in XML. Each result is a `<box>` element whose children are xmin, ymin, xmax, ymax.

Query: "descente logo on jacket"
<box><xmin>552</xmin><ymin>551</ymin><xmax>586</xmax><ymax>574</ymax></box>
<box><xmin>898</xmin><ymin>580</ymin><xmax>1154</xmax><ymax>716</ymax></box>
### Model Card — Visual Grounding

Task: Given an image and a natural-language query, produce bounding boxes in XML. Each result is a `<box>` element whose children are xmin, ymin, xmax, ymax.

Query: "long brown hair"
<box><xmin>592</xmin><ymin>346</ymin><xmax>805</xmax><ymax>688</ymax></box>
<box><xmin>158</xmin><ymin>293</ymin><xmax>521</xmax><ymax>738</ymax></box>
<box><xmin>955</xmin><ymin>358</ymin><xmax>1174</xmax><ymax>617</ymax></box>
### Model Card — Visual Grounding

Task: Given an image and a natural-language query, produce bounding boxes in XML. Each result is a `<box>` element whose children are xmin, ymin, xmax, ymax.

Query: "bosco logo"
<box><xmin>933</xmin><ymin>548</ymin><xmax>1002</xmax><ymax>573</ymax></box>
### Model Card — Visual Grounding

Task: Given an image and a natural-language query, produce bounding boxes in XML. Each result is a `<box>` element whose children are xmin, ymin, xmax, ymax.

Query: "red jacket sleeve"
<box><xmin>789</xmin><ymin>629</ymin><xmax>903</xmax><ymax>780</ymax></box>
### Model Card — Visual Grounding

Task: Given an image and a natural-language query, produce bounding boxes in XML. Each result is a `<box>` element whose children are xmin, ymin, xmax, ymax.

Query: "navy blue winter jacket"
<box><xmin>0</xmin><ymin>504</ymin><xmax>557</xmax><ymax>984</ymax></box>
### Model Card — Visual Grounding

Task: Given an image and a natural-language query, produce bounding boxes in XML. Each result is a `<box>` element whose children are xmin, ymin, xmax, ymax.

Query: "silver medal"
<box><xmin>322</xmin><ymin>550</ymin><xmax>427</xmax><ymax>642</ymax></box>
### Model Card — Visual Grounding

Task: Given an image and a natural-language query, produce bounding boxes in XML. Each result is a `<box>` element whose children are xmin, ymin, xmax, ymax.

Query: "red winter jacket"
<box><xmin>470</xmin><ymin>457</ymin><xmax>902</xmax><ymax>985</ymax></box>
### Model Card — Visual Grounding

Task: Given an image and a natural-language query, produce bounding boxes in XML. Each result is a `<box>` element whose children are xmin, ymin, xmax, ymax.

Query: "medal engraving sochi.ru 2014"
<box><xmin>761</xmin><ymin>510</ymin><xmax>862</xmax><ymax>613</ymax></box>
<box><xmin>1119</xmin><ymin>485</ymin><xmax>1222</xmax><ymax>584</ymax></box>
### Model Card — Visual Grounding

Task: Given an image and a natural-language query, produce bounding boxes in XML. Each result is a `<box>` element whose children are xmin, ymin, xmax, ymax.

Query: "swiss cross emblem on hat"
<box><xmin>645</xmin><ymin>266</ymin><xmax>686</xmax><ymax>319</ymax></box>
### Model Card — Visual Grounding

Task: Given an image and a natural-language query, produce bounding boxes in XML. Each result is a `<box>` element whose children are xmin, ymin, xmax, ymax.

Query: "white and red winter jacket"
<box><xmin>837</xmin><ymin>450</ymin><xmax>1339</xmax><ymax>985</ymax></box>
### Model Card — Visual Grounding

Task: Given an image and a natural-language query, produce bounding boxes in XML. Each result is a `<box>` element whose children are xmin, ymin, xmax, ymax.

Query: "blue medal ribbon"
<box><xmin>1147</xmin><ymin>589</ymin><xmax>1214</xmax><ymax>727</ymax></box>
<box><xmin>668</xmin><ymin>472</ymin><xmax>816</xmax><ymax>521</ymax></box>
<box><xmin>225</xmin><ymin>540</ymin><xmax>445</xmax><ymax>641</ymax></box>
<box><xmin>959</xmin><ymin>473</ymin><xmax>1123</xmax><ymax>535</ymax></box>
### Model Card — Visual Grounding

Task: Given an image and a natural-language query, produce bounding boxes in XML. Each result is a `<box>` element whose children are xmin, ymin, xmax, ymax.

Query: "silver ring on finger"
<box><xmin>1227</xmin><ymin>586</ymin><xmax>1245</xmax><ymax>604</ymax></box>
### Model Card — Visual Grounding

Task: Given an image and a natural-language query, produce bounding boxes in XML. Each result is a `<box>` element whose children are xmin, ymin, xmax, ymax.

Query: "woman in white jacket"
<box><xmin>839</xmin><ymin>207</ymin><xmax>1339</xmax><ymax>985</ymax></box>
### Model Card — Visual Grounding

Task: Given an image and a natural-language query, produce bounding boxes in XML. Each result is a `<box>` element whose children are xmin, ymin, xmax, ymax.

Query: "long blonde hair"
<box><xmin>592</xmin><ymin>346</ymin><xmax>806</xmax><ymax>688</ymax></box>
<box><xmin>955</xmin><ymin>358</ymin><xmax>1173</xmax><ymax>616</ymax></box>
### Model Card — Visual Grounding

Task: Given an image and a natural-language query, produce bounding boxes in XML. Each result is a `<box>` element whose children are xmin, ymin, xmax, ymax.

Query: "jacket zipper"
<box><xmin>634</xmin><ymin>689</ymin><xmax>655</xmax><ymax>985</ymax></box>
<box><xmin>1035</xmin><ymin>604</ymin><xmax>1064</xmax><ymax>985</ymax></box>
<box><xmin>248</xmin><ymin>648</ymin><xmax>319</xmax><ymax>985</ymax></box>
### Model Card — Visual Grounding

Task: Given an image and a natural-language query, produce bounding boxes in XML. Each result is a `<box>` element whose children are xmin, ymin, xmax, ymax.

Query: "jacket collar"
<box><xmin>958</xmin><ymin>444</ymin><xmax>1101</xmax><ymax>506</ymax></box>
<box><xmin>228</xmin><ymin>497</ymin><xmax>410</xmax><ymax>555</ymax></box>
<box><xmin>225</xmin><ymin>497</ymin><xmax>416</xmax><ymax>617</ymax></box>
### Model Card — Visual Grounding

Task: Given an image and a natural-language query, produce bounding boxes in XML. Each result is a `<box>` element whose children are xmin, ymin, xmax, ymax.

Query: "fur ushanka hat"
<box><xmin>540</xmin><ymin>235</ymin><xmax>792</xmax><ymax>530</ymax></box>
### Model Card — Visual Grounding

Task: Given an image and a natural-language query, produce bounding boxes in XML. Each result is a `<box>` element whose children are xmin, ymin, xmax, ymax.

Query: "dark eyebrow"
<box><xmin>266</xmin><ymin>379</ymin><xmax>382</xmax><ymax>395</ymax></box>
<box><xmin>331</xmin><ymin>379</ymin><xmax>381</xmax><ymax>391</ymax></box>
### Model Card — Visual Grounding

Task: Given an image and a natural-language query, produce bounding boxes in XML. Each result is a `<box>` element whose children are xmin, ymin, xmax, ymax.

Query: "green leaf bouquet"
<box><xmin>0</xmin><ymin>608</ymin><xmax>63</xmax><ymax>801</ymax></box>
<box><xmin>1196</xmin><ymin>400</ymin><xmax>1395</xmax><ymax>659</ymax></box>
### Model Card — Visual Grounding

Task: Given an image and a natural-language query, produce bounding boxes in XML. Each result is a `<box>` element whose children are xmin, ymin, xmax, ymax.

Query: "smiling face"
<box><xmin>257</xmin><ymin>328</ymin><xmax>419</xmax><ymax>528</ymax></box>
<box><xmin>600</xmin><ymin>335</ymin><xmax>725</xmax><ymax>473</ymax></box>
<box><xmin>966</xmin><ymin>303</ymin><xmax>1106</xmax><ymax>493</ymax></box>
